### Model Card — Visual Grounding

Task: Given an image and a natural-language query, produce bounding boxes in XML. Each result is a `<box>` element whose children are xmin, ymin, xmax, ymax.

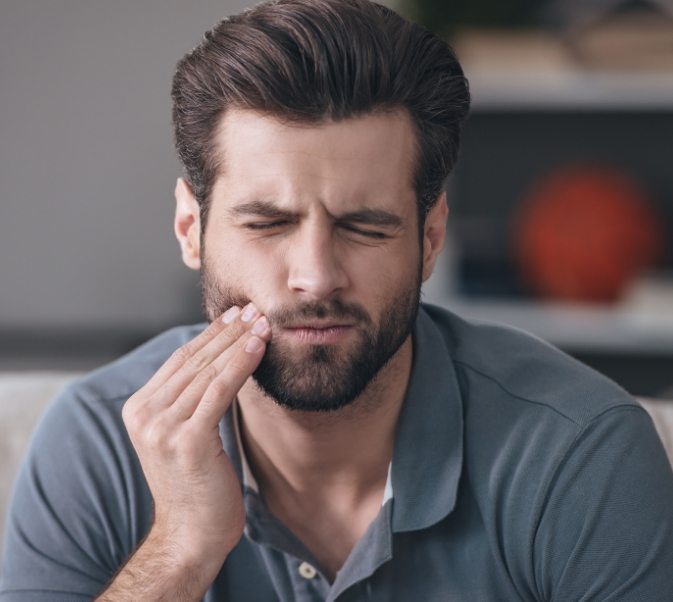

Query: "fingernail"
<box><xmin>251</xmin><ymin>316</ymin><xmax>268</xmax><ymax>335</ymax></box>
<box><xmin>245</xmin><ymin>336</ymin><xmax>264</xmax><ymax>353</ymax></box>
<box><xmin>241</xmin><ymin>303</ymin><xmax>258</xmax><ymax>323</ymax></box>
<box><xmin>222</xmin><ymin>306</ymin><xmax>240</xmax><ymax>324</ymax></box>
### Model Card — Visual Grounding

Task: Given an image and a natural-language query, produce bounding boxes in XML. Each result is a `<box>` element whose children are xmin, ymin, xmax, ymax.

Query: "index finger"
<box><xmin>189</xmin><ymin>331</ymin><xmax>268</xmax><ymax>426</ymax></box>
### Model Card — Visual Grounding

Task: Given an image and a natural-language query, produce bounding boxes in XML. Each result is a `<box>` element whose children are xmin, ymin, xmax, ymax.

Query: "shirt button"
<box><xmin>298</xmin><ymin>561</ymin><xmax>317</xmax><ymax>579</ymax></box>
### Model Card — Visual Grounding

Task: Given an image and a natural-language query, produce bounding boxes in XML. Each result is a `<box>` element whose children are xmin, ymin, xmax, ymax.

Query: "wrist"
<box><xmin>144</xmin><ymin>521</ymin><xmax>232</xmax><ymax>577</ymax></box>
<box><xmin>95</xmin><ymin>527</ymin><xmax>229</xmax><ymax>601</ymax></box>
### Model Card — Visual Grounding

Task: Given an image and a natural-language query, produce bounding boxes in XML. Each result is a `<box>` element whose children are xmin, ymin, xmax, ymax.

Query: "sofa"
<box><xmin>1</xmin><ymin>371</ymin><xmax>673</xmax><ymax>546</ymax></box>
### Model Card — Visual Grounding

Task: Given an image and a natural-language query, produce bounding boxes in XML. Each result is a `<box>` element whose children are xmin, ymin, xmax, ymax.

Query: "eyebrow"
<box><xmin>228</xmin><ymin>200</ymin><xmax>296</xmax><ymax>220</ymax></box>
<box><xmin>229</xmin><ymin>200</ymin><xmax>403</xmax><ymax>228</ymax></box>
<box><xmin>337</xmin><ymin>209</ymin><xmax>403</xmax><ymax>228</ymax></box>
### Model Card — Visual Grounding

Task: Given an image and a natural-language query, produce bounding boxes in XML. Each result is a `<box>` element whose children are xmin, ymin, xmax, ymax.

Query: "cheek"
<box><xmin>213</xmin><ymin>240</ymin><xmax>289</xmax><ymax>308</ymax></box>
<box><xmin>353</xmin><ymin>243</ymin><xmax>420</xmax><ymax>304</ymax></box>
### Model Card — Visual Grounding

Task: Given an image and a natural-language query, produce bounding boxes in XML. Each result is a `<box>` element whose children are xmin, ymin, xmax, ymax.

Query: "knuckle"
<box><xmin>185</xmin><ymin>351</ymin><xmax>210</xmax><ymax>373</ymax></box>
<box><xmin>144</xmin><ymin>419</ymin><xmax>171</xmax><ymax>453</ymax></box>
<box><xmin>207</xmin><ymin>376</ymin><xmax>234</xmax><ymax>401</ymax></box>
<box><xmin>217</xmin><ymin>320</ymin><xmax>247</xmax><ymax>344</ymax></box>
<box><xmin>121</xmin><ymin>399</ymin><xmax>134</xmax><ymax>424</ymax></box>
<box><xmin>224</xmin><ymin>317</ymin><xmax>246</xmax><ymax>333</ymax></box>
<box><xmin>190</xmin><ymin>363</ymin><xmax>219</xmax><ymax>389</ymax></box>
<box><xmin>170</xmin><ymin>344</ymin><xmax>193</xmax><ymax>367</ymax></box>
<box><xmin>227</xmin><ymin>351</ymin><xmax>253</xmax><ymax>374</ymax></box>
<box><xmin>122</xmin><ymin>400</ymin><xmax>145</xmax><ymax>431</ymax></box>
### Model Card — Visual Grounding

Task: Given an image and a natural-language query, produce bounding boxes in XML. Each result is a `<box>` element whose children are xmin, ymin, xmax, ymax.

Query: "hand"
<box><xmin>121</xmin><ymin>303</ymin><xmax>270</xmax><ymax>571</ymax></box>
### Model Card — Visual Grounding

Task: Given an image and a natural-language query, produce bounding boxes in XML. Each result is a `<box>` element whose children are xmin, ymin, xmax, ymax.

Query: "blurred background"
<box><xmin>1</xmin><ymin>0</ymin><xmax>673</xmax><ymax>396</ymax></box>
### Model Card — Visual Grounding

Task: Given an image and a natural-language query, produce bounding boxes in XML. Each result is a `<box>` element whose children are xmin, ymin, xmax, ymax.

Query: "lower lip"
<box><xmin>283</xmin><ymin>325</ymin><xmax>354</xmax><ymax>344</ymax></box>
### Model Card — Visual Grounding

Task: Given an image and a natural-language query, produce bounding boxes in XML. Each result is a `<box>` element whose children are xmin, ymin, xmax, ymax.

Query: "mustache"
<box><xmin>268</xmin><ymin>299</ymin><xmax>371</xmax><ymax>328</ymax></box>
<box><xmin>198</xmin><ymin>267</ymin><xmax>370</xmax><ymax>327</ymax></box>
<box><xmin>215</xmin><ymin>289</ymin><xmax>370</xmax><ymax>328</ymax></box>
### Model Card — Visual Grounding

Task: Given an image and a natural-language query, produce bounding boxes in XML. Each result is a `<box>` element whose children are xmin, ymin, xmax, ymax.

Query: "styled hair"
<box><xmin>171</xmin><ymin>0</ymin><xmax>470</xmax><ymax>228</ymax></box>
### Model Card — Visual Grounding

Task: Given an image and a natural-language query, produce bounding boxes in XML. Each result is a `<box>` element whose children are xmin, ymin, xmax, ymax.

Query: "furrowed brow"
<box><xmin>339</xmin><ymin>209</ymin><xmax>403</xmax><ymax>228</ymax></box>
<box><xmin>228</xmin><ymin>200</ymin><xmax>297</xmax><ymax>220</ymax></box>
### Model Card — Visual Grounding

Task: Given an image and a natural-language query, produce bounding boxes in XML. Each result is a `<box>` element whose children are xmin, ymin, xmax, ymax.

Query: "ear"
<box><xmin>421</xmin><ymin>191</ymin><xmax>448</xmax><ymax>282</ymax></box>
<box><xmin>174</xmin><ymin>177</ymin><xmax>201</xmax><ymax>270</ymax></box>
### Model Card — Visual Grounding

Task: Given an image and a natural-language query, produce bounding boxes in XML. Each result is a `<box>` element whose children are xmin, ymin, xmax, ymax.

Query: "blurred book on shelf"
<box><xmin>452</xmin><ymin>8</ymin><xmax>673</xmax><ymax>73</ymax></box>
<box><xmin>567</xmin><ymin>10</ymin><xmax>673</xmax><ymax>70</ymax></box>
<box><xmin>399</xmin><ymin>0</ymin><xmax>673</xmax><ymax>67</ymax></box>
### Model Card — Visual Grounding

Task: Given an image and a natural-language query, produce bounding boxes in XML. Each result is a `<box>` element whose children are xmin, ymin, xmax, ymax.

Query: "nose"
<box><xmin>286</xmin><ymin>222</ymin><xmax>349</xmax><ymax>300</ymax></box>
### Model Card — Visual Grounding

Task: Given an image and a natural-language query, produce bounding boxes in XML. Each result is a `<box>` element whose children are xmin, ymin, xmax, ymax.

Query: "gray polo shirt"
<box><xmin>2</xmin><ymin>304</ymin><xmax>673</xmax><ymax>600</ymax></box>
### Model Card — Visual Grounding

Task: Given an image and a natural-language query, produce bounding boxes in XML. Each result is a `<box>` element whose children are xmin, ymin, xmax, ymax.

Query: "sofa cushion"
<box><xmin>0</xmin><ymin>371</ymin><xmax>82</xmax><ymax>545</ymax></box>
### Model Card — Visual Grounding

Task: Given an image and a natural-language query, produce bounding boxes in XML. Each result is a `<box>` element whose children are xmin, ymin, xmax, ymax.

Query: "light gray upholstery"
<box><xmin>0</xmin><ymin>372</ymin><xmax>82</xmax><ymax>544</ymax></box>
<box><xmin>638</xmin><ymin>397</ymin><xmax>673</xmax><ymax>466</ymax></box>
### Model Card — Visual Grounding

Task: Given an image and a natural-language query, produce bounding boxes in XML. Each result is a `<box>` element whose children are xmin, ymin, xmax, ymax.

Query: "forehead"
<box><xmin>210</xmin><ymin>107</ymin><xmax>417</xmax><ymax>214</ymax></box>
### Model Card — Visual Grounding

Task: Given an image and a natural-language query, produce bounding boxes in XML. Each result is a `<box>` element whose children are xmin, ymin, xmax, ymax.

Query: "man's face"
<box><xmin>187</xmin><ymin>108</ymin><xmax>439</xmax><ymax>412</ymax></box>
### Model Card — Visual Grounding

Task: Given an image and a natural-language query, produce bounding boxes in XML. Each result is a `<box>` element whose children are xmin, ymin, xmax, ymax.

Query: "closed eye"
<box><xmin>244</xmin><ymin>221</ymin><xmax>291</xmax><ymax>230</ymax></box>
<box><xmin>340</xmin><ymin>223</ymin><xmax>390</xmax><ymax>239</ymax></box>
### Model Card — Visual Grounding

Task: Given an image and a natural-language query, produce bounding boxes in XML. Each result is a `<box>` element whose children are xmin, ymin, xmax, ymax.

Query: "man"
<box><xmin>2</xmin><ymin>0</ymin><xmax>672</xmax><ymax>600</ymax></box>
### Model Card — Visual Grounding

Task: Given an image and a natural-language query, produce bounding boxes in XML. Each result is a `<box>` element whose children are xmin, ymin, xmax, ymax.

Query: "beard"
<box><xmin>199</xmin><ymin>256</ymin><xmax>421</xmax><ymax>412</ymax></box>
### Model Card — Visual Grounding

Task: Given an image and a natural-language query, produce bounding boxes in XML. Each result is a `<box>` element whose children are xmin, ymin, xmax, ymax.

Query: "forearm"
<box><xmin>95</xmin><ymin>529</ymin><xmax>225</xmax><ymax>602</ymax></box>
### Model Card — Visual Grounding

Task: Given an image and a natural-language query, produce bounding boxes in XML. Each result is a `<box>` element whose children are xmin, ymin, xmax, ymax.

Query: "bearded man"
<box><xmin>2</xmin><ymin>0</ymin><xmax>673</xmax><ymax>600</ymax></box>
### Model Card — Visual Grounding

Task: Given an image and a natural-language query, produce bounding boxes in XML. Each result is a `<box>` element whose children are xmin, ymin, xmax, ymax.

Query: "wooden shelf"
<box><xmin>422</xmin><ymin>252</ymin><xmax>673</xmax><ymax>354</ymax></box>
<box><xmin>467</xmin><ymin>69</ymin><xmax>673</xmax><ymax>111</ymax></box>
<box><xmin>422</xmin><ymin>295</ymin><xmax>673</xmax><ymax>354</ymax></box>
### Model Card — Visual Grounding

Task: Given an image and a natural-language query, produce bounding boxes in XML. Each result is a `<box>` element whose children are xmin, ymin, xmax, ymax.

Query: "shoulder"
<box><xmin>66</xmin><ymin>322</ymin><xmax>208</xmax><ymax>405</ymax></box>
<box><xmin>33</xmin><ymin>323</ymin><xmax>208</xmax><ymax>439</ymax></box>
<box><xmin>21</xmin><ymin>322</ymin><xmax>209</xmax><ymax>512</ymax></box>
<box><xmin>419</xmin><ymin>305</ymin><xmax>673</xmax><ymax>598</ymax></box>
<box><xmin>418</xmin><ymin>303</ymin><xmax>654</xmax><ymax>518</ymax></box>
<box><xmin>26</xmin><ymin>322</ymin><xmax>208</xmax><ymax>480</ymax></box>
<box><xmin>420</xmin><ymin>303</ymin><xmax>638</xmax><ymax>427</ymax></box>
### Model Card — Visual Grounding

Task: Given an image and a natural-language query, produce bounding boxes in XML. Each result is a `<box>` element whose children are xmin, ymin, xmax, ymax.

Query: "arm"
<box><xmin>93</xmin><ymin>528</ymin><xmax>221</xmax><ymax>601</ymax></box>
<box><xmin>533</xmin><ymin>405</ymin><xmax>673</xmax><ymax>601</ymax></box>
<box><xmin>95</xmin><ymin>304</ymin><xmax>270</xmax><ymax>600</ymax></box>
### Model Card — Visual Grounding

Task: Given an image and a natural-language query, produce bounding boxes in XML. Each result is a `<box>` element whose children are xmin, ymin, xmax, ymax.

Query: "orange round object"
<box><xmin>513</xmin><ymin>165</ymin><xmax>663</xmax><ymax>302</ymax></box>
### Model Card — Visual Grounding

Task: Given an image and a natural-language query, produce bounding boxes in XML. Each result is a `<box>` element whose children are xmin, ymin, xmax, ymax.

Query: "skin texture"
<box><xmin>98</xmin><ymin>108</ymin><xmax>447</xmax><ymax>597</ymax></box>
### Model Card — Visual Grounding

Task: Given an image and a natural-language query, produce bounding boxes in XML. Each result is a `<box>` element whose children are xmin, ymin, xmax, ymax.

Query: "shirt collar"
<box><xmin>231</xmin><ymin>400</ymin><xmax>260</xmax><ymax>492</ymax></box>
<box><xmin>390</xmin><ymin>305</ymin><xmax>464</xmax><ymax>532</ymax></box>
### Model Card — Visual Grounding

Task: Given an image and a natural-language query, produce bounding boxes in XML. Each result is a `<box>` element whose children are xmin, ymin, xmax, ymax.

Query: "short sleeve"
<box><xmin>0</xmin><ymin>386</ymin><xmax>152</xmax><ymax>600</ymax></box>
<box><xmin>533</xmin><ymin>405</ymin><xmax>673</xmax><ymax>601</ymax></box>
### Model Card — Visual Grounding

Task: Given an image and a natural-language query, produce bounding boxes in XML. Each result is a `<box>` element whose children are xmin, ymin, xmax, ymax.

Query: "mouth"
<box><xmin>282</xmin><ymin>323</ymin><xmax>355</xmax><ymax>344</ymax></box>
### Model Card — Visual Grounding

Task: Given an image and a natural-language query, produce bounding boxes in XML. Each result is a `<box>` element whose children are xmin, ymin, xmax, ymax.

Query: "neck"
<box><xmin>236</xmin><ymin>336</ymin><xmax>413</xmax><ymax>505</ymax></box>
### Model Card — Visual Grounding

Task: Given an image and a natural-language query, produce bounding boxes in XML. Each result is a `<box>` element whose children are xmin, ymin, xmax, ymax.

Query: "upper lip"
<box><xmin>284</xmin><ymin>322</ymin><xmax>353</xmax><ymax>330</ymax></box>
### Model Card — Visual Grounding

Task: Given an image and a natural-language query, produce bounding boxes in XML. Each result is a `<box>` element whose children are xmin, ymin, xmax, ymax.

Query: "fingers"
<box><xmin>180</xmin><ymin>325</ymin><xmax>270</xmax><ymax>426</ymax></box>
<box><xmin>165</xmin><ymin>312</ymin><xmax>270</xmax><ymax>422</ymax></box>
<box><xmin>124</xmin><ymin>304</ymin><xmax>269</xmax><ymax>426</ymax></box>
<box><xmin>122</xmin><ymin>302</ymin><xmax>272</xmax><ymax>449</ymax></box>
<box><xmin>140</xmin><ymin>305</ymin><xmax>266</xmax><ymax>413</ymax></box>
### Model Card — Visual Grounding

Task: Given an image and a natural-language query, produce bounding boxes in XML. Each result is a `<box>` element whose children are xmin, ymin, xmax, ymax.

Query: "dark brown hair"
<box><xmin>171</xmin><ymin>0</ymin><xmax>470</xmax><ymax>228</ymax></box>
